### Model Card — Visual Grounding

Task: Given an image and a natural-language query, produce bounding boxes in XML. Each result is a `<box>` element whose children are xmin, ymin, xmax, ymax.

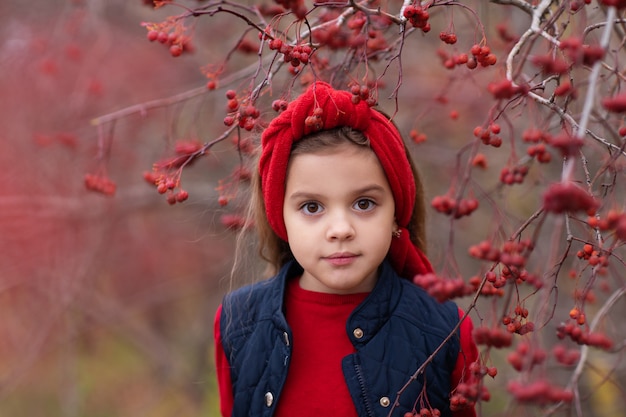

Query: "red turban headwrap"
<box><xmin>259</xmin><ymin>81</ymin><xmax>433</xmax><ymax>278</ymax></box>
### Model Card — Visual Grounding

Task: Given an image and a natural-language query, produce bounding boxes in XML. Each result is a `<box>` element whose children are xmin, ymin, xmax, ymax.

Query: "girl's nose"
<box><xmin>325</xmin><ymin>212</ymin><xmax>355</xmax><ymax>240</ymax></box>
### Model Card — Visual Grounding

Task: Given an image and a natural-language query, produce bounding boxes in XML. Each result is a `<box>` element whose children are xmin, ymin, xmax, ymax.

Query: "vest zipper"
<box><xmin>355</xmin><ymin>362</ymin><xmax>375</xmax><ymax>417</ymax></box>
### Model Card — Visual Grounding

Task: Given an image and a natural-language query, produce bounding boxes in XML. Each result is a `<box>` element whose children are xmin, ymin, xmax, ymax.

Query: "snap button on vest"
<box><xmin>379</xmin><ymin>396</ymin><xmax>390</xmax><ymax>407</ymax></box>
<box><xmin>353</xmin><ymin>327</ymin><xmax>364</xmax><ymax>339</ymax></box>
<box><xmin>265</xmin><ymin>392</ymin><xmax>274</xmax><ymax>407</ymax></box>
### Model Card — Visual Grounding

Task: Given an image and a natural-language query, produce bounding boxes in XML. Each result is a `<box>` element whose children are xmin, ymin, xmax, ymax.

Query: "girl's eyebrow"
<box><xmin>286</xmin><ymin>184</ymin><xmax>387</xmax><ymax>201</ymax></box>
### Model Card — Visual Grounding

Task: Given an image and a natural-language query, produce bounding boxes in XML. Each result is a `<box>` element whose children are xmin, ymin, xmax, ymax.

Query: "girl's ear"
<box><xmin>392</xmin><ymin>220</ymin><xmax>401</xmax><ymax>238</ymax></box>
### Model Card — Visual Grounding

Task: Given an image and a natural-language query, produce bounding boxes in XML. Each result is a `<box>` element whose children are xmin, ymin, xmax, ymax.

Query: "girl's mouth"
<box><xmin>324</xmin><ymin>253</ymin><xmax>358</xmax><ymax>266</ymax></box>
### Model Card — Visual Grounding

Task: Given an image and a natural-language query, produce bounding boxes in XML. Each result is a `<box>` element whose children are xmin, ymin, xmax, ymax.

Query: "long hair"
<box><xmin>249</xmin><ymin>125</ymin><xmax>428</xmax><ymax>277</ymax></box>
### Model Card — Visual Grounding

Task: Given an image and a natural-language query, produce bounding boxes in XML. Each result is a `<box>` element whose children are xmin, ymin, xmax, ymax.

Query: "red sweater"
<box><xmin>214</xmin><ymin>278</ymin><xmax>478</xmax><ymax>417</ymax></box>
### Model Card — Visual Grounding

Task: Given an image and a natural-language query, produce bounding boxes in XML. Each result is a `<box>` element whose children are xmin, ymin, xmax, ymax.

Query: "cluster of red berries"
<box><xmin>467</xmin><ymin>44</ymin><xmax>497</xmax><ymax>69</ymax></box>
<box><xmin>223</xmin><ymin>90</ymin><xmax>261</xmax><ymax>131</ymax></box>
<box><xmin>522</xmin><ymin>128</ymin><xmax>552</xmax><ymax>162</ymax></box>
<box><xmin>559</xmin><ymin>37</ymin><xmax>605</xmax><ymax>66</ymax></box>
<box><xmin>473</xmin><ymin>124</ymin><xmax>502</xmax><ymax>148</ymax></box>
<box><xmin>450</xmin><ymin>380</ymin><xmax>490</xmax><ymax>411</ymax></box>
<box><xmin>349</xmin><ymin>83</ymin><xmax>376</xmax><ymax>106</ymax></box>
<box><xmin>469</xmin><ymin>361</ymin><xmax>498</xmax><ymax>379</ymax></box>
<box><xmin>437</xmin><ymin>49</ymin><xmax>470</xmax><ymax>70</ymax></box>
<box><xmin>431</xmin><ymin>195</ymin><xmax>479</xmax><ymax>218</ymax></box>
<box><xmin>507</xmin><ymin>342</ymin><xmax>545</xmax><ymax>372</ymax></box>
<box><xmin>403</xmin><ymin>4</ymin><xmax>430</xmax><ymax>32</ymax></box>
<box><xmin>500</xmin><ymin>165</ymin><xmax>529</xmax><ymax>185</ymax></box>
<box><xmin>531</xmin><ymin>54</ymin><xmax>570</xmax><ymax>75</ymax></box>
<box><xmin>220</xmin><ymin>213</ymin><xmax>248</xmax><ymax>231</ymax></box>
<box><xmin>142</xmin><ymin>139</ymin><xmax>203</xmax><ymax>204</ymax></box>
<box><xmin>552</xmin><ymin>344</ymin><xmax>581</xmax><ymax>366</ymax></box>
<box><xmin>576</xmin><ymin>243</ymin><xmax>609</xmax><ymax>268</ymax></box>
<box><xmin>268</xmin><ymin>38</ymin><xmax>311</xmax><ymax>71</ymax></box>
<box><xmin>143</xmin><ymin>171</ymin><xmax>190</xmax><ymax>205</ymax></box>
<box><xmin>468</xmin><ymin>240</ymin><xmax>501</xmax><ymax>262</ymax></box>
<box><xmin>403</xmin><ymin>408</ymin><xmax>441</xmax><ymax>417</ymax></box>
<box><xmin>507</xmin><ymin>379</ymin><xmax>573</xmax><ymax>404</ymax></box>
<box><xmin>601</xmin><ymin>91</ymin><xmax>626</xmax><ymax>113</ymax></box>
<box><xmin>588</xmin><ymin>210</ymin><xmax>626</xmax><ymax>241</ymax></box>
<box><xmin>543</xmin><ymin>182</ymin><xmax>598</xmax><ymax>214</ymax></box>
<box><xmin>146</xmin><ymin>28</ymin><xmax>193</xmax><ymax>57</ymax></box>
<box><xmin>468</xmin><ymin>273</ymin><xmax>505</xmax><ymax>297</ymax></box>
<box><xmin>502</xmin><ymin>306</ymin><xmax>535</xmax><ymax>336</ymax></box>
<box><xmin>273</xmin><ymin>0</ymin><xmax>306</xmax><ymax>20</ymax></box>
<box><xmin>499</xmin><ymin>239</ymin><xmax>532</xmax><ymax>268</ymax></box>
<box><xmin>547</xmin><ymin>131</ymin><xmax>585</xmax><ymax>157</ymax></box>
<box><xmin>413</xmin><ymin>273</ymin><xmax>472</xmax><ymax>302</ymax></box>
<box><xmin>84</xmin><ymin>173</ymin><xmax>116</xmax><ymax>196</ymax></box>
<box><xmin>488</xmin><ymin>79</ymin><xmax>527</xmax><ymax>100</ymax></box>
<box><xmin>439</xmin><ymin>31</ymin><xmax>457</xmax><ymax>44</ymax></box>
<box><xmin>472</xmin><ymin>326</ymin><xmax>513</xmax><ymax>348</ymax></box>
<box><xmin>556</xmin><ymin>322</ymin><xmax>613</xmax><ymax>350</ymax></box>
<box><xmin>304</xmin><ymin>107</ymin><xmax>325</xmax><ymax>131</ymax></box>
<box><xmin>271</xmin><ymin>99</ymin><xmax>289</xmax><ymax>113</ymax></box>
<box><xmin>410</xmin><ymin>129</ymin><xmax>427</xmax><ymax>144</ymax></box>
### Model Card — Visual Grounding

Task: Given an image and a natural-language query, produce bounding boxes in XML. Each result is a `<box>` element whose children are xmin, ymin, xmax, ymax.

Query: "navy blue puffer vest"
<box><xmin>220</xmin><ymin>260</ymin><xmax>461</xmax><ymax>417</ymax></box>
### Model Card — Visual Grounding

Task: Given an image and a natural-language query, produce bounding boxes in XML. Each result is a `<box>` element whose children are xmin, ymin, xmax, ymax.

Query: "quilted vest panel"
<box><xmin>220</xmin><ymin>261</ymin><xmax>460</xmax><ymax>417</ymax></box>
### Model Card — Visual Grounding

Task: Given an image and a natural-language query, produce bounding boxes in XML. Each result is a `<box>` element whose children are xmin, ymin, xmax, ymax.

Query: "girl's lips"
<box><xmin>324</xmin><ymin>253</ymin><xmax>358</xmax><ymax>266</ymax></box>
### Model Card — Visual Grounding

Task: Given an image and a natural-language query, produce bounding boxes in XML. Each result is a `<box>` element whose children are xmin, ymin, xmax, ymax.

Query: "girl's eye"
<box><xmin>301</xmin><ymin>202</ymin><xmax>322</xmax><ymax>215</ymax></box>
<box><xmin>354</xmin><ymin>199</ymin><xmax>375</xmax><ymax>212</ymax></box>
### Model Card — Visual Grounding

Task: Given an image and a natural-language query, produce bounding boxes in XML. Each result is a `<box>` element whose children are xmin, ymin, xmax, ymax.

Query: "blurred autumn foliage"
<box><xmin>3</xmin><ymin>0</ymin><xmax>626</xmax><ymax>416</ymax></box>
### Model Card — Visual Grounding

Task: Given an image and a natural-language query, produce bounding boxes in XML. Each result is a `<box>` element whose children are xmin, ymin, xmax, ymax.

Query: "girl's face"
<box><xmin>283</xmin><ymin>142</ymin><xmax>396</xmax><ymax>294</ymax></box>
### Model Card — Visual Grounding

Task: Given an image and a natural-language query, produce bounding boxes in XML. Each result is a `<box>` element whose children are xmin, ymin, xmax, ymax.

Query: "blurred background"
<box><xmin>2</xmin><ymin>1</ymin><xmax>625</xmax><ymax>416</ymax></box>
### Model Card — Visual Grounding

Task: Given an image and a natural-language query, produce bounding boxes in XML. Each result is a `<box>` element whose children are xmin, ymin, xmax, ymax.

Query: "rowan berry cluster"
<box><xmin>502</xmin><ymin>306</ymin><xmax>535</xmax><ymax>336</ymax></box>
<box><xmin>488</xmin><ymin>79</ymin><xmax>527</xmax><ymax>100</ymax></box>
<box><xmin>548</xmin><ymin>131</ymin><xmax>585</xmax><ymax>158</ymax></box>
<box><xmin>410</xmin><ymin>129</ymin><xmax>427</xmax><ymax>144</ymax></box>
<box><xmin>146</xmin><ymin>28</ymin><xmax>193</xmax><ymax>57</ymax></box>
<box><xmin>84</xmin><ymin>173</ymin><xmax>116</xmax><ymax>196</ymax></box>
<box><xmin>576</xmin><ymin>243</ymin><xmax>609</xmax><ymax>269</ymax></box>
<box><xmin>305</xmin><ymin>107</ymin><xmax>324</xmax><ymax>131</ymax></box>
<box><xmin>271</xmin><ymin>99</ymin><xmax>289</xmax><ymax>113</ymax></box>
<box><xmin>506</xmin><ymin>342</ymin><xmax>545</xmax><ymax>372</ymax></box>
<box><xmin>268</xmin><ymin>39</ymin><xmax>312</xmax><ymax>71</ymax></box>
<box><xmin>437</xmin><ymin>49</ymin><xmax>470</xmax><ymax>70</ymax></box>
<box><xmin>556</xmin><ymin>321</ymin><xmax>613</xmax><ymax>350</ymax></box>
<box><xmin>507</xmin><ymin>379</ymin><xmax>573</xmax><ymax>404</ymax></box>
<box><xmin>521</xmin><ymin>128</ymin><xmax>552</xmax><ymax>162</ymax></box>
<box><xmin>467</xmin><ymin>44</ymin><xmax>497</xmax><ymax>69</ymax></box>
<box><xmin>223</xmin><ymin>90</ymin><xmax>261</xmax><ymax>131</ymax></box>
<box><xmin>499</xmin><ymin>165</ymin><xmax>528</xmax><ymax>185</ymax></box>
<box><xmin>542</xmin><ymin>182</ymin><xmax>598</xmax><ymax>214</ymax></box>
<box><xmin>473</xmin><ymin>124</ymin><xmax>502</xmax><ymax>148</ymax></box>
<box><xmin>220</xmin><ymin>213</ymin><xmax>247</xmax><ymax>230</ymax></box>
<box><xmin>472</xmin><ymin>326</ymin><xmax>513</xmax><ymax>348</ymax></box>
<box><xmin>552</xmin><ymin>344</ymin><xmax>581</xmax><ymax>366</ymax></box>
<box><xmin>439</xmin><ymin>31</ymin><xmax>457</xmax><ymax>45</ymax></box>
<box><xmin>559</xmin><ymin>37</ymin><xmax>605</xmax><ymax>66</ymax></box>
<box><xmin>403</xmin><ymin>4</ymin><xmax>430</xmax><ymax>32</ymax></box>
<box><xmin>450</xmin><ymin>379</ymin><xmax>490</xmax><ymax>411</ymax></box>
<box><xmin>412</xmin><ymin>273</ymin><xmax>472</xmax><ymax>302</ymax></box>
<box><xmin>531</xmin><ymin>54</ymin><xmax>570</xmax><ymax>75</ymax></box>
<box><xmin>273</xmin><ymin>0</ymin><xmax>306</xmax><ymax>20</ymax></box>
<box><xmin>404</xmin><ymin>408</ymin><xmax>441</xmax><ymax>417</ymax></box>
<box><xmin>588</xmin><ymin>210</ymin><xmax>626</xmax><ymax>242</ymax></box>
<box><xmin>601</xmin><ymin>91</ymin><xmax>626</xmax><ymax>113</ymax></box>
<box><xmin>349</xmin><ymin>83</ymin><xmax>376</xmax><ymax>106</ymax></box>
<box><xmin>467</xmin><ymin>273</ymin><xmax>505</xmax><ymax>297</ymax></box>
<box><xmin>431</xmin><ymin>195</ymin><xmax>479</xmax><ymax>218</ymax></box>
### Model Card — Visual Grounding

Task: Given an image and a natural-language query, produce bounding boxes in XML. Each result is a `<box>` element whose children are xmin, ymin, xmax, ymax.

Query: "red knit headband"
<box><xmin>259</xmin><ymin>81</ymin><xmax>432</xmax><ymax>278</ymax></box>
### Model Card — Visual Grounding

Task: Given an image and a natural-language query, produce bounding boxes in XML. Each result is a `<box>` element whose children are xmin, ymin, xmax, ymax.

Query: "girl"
<box><xmin>214</xmin><ymin>82</ymin><xmax>478</xmax><ymax>417</ymax></box>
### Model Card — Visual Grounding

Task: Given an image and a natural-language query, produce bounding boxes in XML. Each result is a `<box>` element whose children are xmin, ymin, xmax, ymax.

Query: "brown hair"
<box><xmin>250</xmin><ymin>125</ymin><xmax>428</xmax><ymax>276</ymax></box>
